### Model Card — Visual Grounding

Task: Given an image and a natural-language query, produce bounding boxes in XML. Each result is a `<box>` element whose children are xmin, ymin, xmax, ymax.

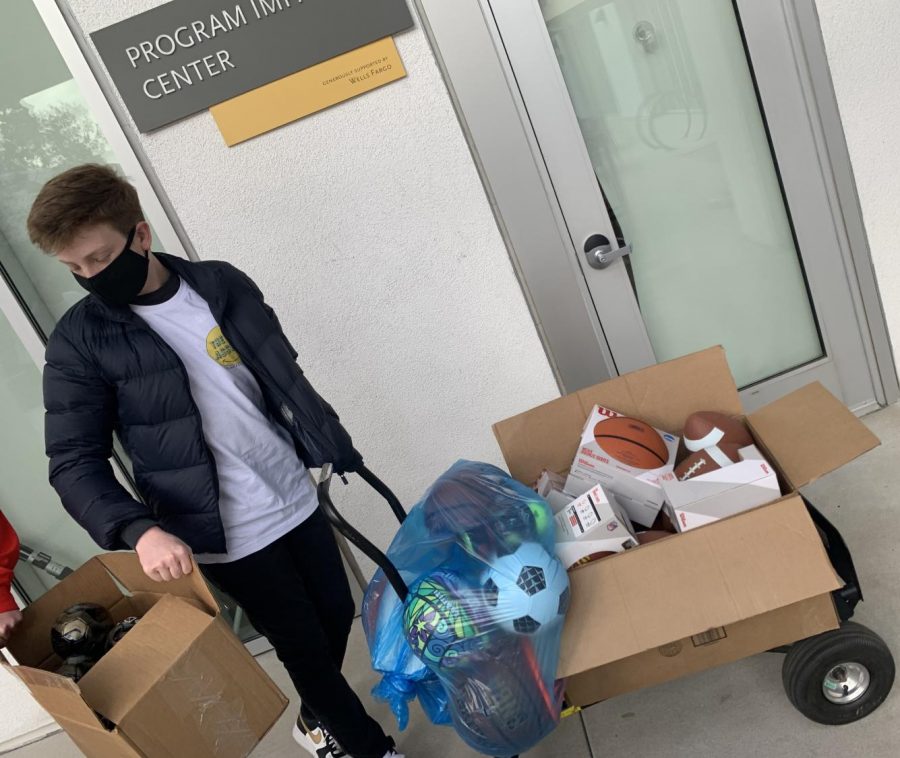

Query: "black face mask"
<box><xmin>74</xmin><ymin>227</ymin><xmax>150</xmax><ymax>306</ymax></box>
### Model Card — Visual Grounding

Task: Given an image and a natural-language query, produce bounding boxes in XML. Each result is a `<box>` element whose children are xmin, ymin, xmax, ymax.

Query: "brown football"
<box><xmin>681</xmin><ymin>412</ymin><xmax>752</xmax><ymax>455</ymax></box>
<box><xmin>673</xmin><ymin>443</ymin><xmax>743</xmax><ymax>481</ymax></box>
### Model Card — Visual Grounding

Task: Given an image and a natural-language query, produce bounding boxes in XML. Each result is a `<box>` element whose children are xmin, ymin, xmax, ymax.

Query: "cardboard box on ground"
<box><xmin>6</xmin><ymin>553</ymin><xmax>287</xmax><ymax>758</ymax></box>
<box><xmin>493</xmin><ymin>346</ymin><xmax>879</xmax><ymax>706</ymax></box>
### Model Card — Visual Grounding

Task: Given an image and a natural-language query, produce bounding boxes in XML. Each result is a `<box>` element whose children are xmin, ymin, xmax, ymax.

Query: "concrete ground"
<box><xmin>8</xmin><ymin>405</ymin><xmax>900</xmax><ymax>758</ymax></box>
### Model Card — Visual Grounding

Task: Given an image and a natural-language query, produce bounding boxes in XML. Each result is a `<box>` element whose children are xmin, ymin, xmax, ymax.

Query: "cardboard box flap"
<box><xmin>493</xmin><ymin>393</ymin><xmax>587</xmax><ymax>487</ymax></box>
<box><xmin>114</xmin><ymin>617</ymin><xmax>288</xmax><ymax>757</ymax></box>
<box><xmin>54</xmin><ymin>716</ymin><xmax>142</xmax><ymax>758</ymax></box>
<box><xmin>79</xmin><ymin>593</ymin><xmax>216</xmax><ymax>725</ymax></box>
<box><xmin>747</xmin><ymin>382</ymin><xmax>880</xmax><ymax>489</ymax></box>
<box><xmin>575</xmin><ymin>346</ymin><xmax>743</xmax><ymax>437</ymax></box>
<box><xmin>494</xmin><ymin>347</ymin><xmax>742</xmax><ymax>487</ymax></box>
<box><xmin>12</xmin><ymin>666</ymin><xmax>110</xmax><ymax>730</ymax></box>
<box><xmin>8</xmin><ymin>557</ymin><xmax>122</xmax><ymax>668</ymax></box>
<box><xmin>557</xmin><ymin>495</ymin><xmax>842</xmax><ymax>678</ymax></box>
<box><xmin>96</xmin><ymin>553</ymin><xmax>218</xmax><ymax>616</ymax></box>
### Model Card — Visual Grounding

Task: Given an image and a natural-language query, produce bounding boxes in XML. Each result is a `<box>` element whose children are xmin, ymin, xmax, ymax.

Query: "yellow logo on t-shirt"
<box><xmin>206</xmin><ymin>326</ymin><xmax>242</xmax><ymax>368</ymax></box>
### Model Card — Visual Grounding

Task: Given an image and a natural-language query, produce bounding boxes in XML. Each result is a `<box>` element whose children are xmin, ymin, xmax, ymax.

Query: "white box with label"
<box><xmin>564</xmin><ymin>404</ymin><xmax>678</xmax><ymax>527</ymax></box>
<box><xmin>535</xmin><ymin>469</ymin><xmax>573</xmax><ymax>513</ymax></box>
<box><xmin>554</xmin><ymin>485</ymin><xmax>637</xmax><ymax>569</ymax></box>
<box><xmin>660</xmin><ymin>445</ymin><xmax>782</xmax><ymax>531</ymax></box>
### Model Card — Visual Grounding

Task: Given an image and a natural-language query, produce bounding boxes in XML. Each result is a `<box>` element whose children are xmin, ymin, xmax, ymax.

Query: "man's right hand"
<box><xmin>135</xmin><ymin>527</ymin><xmax>194</xmax><ymax>582</ymax></box>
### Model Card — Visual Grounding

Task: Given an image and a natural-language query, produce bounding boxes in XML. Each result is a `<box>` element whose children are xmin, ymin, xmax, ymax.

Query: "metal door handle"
<box><xmin>584</xmin><ymin>234</ymin><xmax>632</xmax><ymax>270</ymax></box>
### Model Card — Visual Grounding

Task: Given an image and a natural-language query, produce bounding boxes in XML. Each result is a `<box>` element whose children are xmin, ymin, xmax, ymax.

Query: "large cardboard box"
<box><xmin>7</xmin><ymin>553</ymin><xmax>288</xmax><ymax>757</ymax></box>
<box><xmin>493</xmin><ymin>346</ymin><xmax>879</xmax><ymax>706</ymax></box>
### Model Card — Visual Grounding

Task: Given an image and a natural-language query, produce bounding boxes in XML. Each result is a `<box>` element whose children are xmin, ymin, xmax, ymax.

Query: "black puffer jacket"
<box><xmin>43</xmin><ymin>253</ymin><xmax>362</xmax><ymax>553</ymax></box>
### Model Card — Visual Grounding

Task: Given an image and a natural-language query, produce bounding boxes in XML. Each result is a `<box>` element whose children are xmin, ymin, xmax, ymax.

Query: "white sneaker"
<box><xmin>383</xmin><ymin>751</ymin><xmax>405</xmax><ymax>758</ymax></box>
<box><xmin>292</xmin><ymin>715</ymin><xmax>347</xmax><ymax>758</ymax></box>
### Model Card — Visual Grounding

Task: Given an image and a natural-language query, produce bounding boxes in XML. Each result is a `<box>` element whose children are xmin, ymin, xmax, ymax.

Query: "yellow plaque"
<box><xmin>210</xmin><ymin>37</ymin><xmax>406</xmax><ymax>146</ymax></box>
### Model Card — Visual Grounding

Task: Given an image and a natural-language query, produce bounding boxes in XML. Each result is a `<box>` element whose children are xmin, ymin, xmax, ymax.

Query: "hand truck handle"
<box><xmin>317</xmin><ymin>463</ymin><xmax>410</xmax><ymax>602</ymax></box>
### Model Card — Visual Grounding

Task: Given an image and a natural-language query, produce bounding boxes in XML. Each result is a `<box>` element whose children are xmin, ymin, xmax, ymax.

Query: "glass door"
<box><xmin>488</xmin><ymin>0</ymin><xmax>878</xmax><ymax>410</ymax></box>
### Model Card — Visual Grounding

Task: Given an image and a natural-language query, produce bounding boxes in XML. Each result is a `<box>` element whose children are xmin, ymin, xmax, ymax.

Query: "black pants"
<box><xmin>201</xmin><ymin>507</ymin><xmax>391</xmax><ymax>758</ymax></box>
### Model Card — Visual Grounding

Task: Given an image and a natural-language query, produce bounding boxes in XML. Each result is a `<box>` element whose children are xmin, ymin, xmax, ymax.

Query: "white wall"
<box><xmin>0</xmin><ymin>661</ymin><xmax>58</xmax><ymax>751</ymax></box>
<box><xmin>815</xmin><ymin>0</ymin><xmax>900</xmax><ymax>356</ymax></box>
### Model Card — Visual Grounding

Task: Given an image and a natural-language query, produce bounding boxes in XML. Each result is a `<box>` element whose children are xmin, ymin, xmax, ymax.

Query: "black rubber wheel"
<box><xmin>782</xmin><ymin>622</ymin><xmax>895</xmax><ymax>725</ymax></box>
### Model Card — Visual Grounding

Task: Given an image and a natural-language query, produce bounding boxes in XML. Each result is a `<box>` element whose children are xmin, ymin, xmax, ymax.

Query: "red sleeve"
<box><xmin>0</xmin><ymin>511</ymin><xmax>20</xmax><ymax>613</ymax></box>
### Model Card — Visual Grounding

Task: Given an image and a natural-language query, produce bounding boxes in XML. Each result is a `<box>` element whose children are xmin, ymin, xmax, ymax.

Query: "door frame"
<box><xmin>413</xmin><ymin>0</ymin><xmax>899</xmax><ymax>410</ymax></box>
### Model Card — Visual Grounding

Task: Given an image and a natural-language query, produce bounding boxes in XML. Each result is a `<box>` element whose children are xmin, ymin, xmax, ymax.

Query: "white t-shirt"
<box><xmin>131</xmin><ymin>277</ymin><xmax>318</xmax><ymax>563</ymax></box>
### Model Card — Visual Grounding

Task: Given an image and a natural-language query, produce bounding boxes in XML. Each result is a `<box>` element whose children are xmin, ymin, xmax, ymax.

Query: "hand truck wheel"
<box><xmin>782</xmin><ymin>621</ymin><xmax>895</xmax><ymax>724</ymax></box>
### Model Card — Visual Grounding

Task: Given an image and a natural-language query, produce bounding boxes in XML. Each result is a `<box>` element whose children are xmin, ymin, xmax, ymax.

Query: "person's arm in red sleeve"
<box><xmin>0</xmin><ymin>510</ymin><xmax>22</xmax><ymax>647</ymax></box>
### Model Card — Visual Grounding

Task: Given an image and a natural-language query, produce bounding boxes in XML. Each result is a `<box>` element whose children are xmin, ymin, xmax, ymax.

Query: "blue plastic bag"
<box><xmin>362</xmin><ymin>460</ymin><xmax>568</xmax><ymax>757</ymax></box>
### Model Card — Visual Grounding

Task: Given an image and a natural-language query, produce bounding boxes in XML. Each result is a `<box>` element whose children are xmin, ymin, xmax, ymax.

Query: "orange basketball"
<box><xmin>593</xmin><ymin>417</ymin><xmax>669</xmax><ymax>469</ymax></box>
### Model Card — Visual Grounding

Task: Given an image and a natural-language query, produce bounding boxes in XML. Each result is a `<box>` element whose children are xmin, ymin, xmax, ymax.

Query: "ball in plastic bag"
<box><xmin>449</xmin><ymin>643</ymin><xmax>557</xmax><ymax>754</ymax></box>
<box><xmin>490</xmin><ymin>501</ymin><xmax>537</xmax><ymax>554</ymax></box>
<box><xmin>483</xmin><ymin>542</ymin><xmax>570</xmax><ymax>635</ymax></box>
<box><xmin>526</xmin><ymin>500</ymin><xmax>554</xmax><ymax>542</ymax></box>
<box><xmin>404</xmin><ymin>571</ymin><xmax>480</xmax><ymax>669</ymax></box>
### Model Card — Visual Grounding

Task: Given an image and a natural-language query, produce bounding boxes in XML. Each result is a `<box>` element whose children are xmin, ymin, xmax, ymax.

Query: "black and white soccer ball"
<box><xmin>482</xmin><ymin>542</ymin><xmax>570</xmax><ymax>635</ymax></box>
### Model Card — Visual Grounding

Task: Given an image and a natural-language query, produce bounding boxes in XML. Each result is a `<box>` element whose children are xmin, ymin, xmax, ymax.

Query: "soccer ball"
<box><xmin>51</xmin><ymin>603</ymin><xmax>114</xmax><ymax>663</ymax></box>
<box><xmin>107</xmin><ymin>616</ymin><xmax>140</xmax><ymax>651</ymax></box>
<box><xmin>483</xmin><ymin>542</ymin><xmax>570</xmax><ymax>635</ymax></box>
<box><xmin>403</xmin><ymin>570</ymin><xmax>481</xmax><ymax>669</ymax></box>
<box><xmin>55</xmin><ymin>658</ymin><xmax>94</xmax><ymax>682</ymax></box>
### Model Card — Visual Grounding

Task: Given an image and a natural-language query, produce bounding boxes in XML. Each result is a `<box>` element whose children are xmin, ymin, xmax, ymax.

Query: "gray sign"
<box><xmin>91</xmin><ymin>0</ymin><xmax>414</xmax><ymax>132</ymax></box>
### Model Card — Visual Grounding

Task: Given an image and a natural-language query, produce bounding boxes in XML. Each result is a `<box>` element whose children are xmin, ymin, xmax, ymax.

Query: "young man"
<box><xmin>29</xmin><ymin>164</ymin><xmax>402</xmax><ymax>758</ymax></box>
<box><xmin>0</xmin><ymin>510</ymin><xmax>22</xmax><ymax>648</ymax></box>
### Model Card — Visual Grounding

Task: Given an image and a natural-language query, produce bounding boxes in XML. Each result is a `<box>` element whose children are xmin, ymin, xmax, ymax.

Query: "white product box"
<box><xmin>564</xmin><ymin>405</ymin><xmax>679</xmax><ymax>527</ymax></box>
<box><xmin>554</xmin><ymin>485</ymin><xmax>638</xmax><ymax>569</ymax></box>
<box><xmin>535</xmin><ymin>470</ymin><xmax>573</xmax><ymax>513</ymax></box>
<box><xmin>660</xmin><ymin>445</ymin><xmax>782</xmax><ymax>531</ymax></box>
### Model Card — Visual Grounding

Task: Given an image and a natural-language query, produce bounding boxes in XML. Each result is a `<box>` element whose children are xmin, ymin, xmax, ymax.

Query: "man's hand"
<box><xmin>0</xmin><ymin>609</ymin><xmax>22</xmax><ymax>647</ymax></box>
<box><xmin>135</xmin><ymin>527</ymin><xmax>194</xmax><ymax>582</ymax></box>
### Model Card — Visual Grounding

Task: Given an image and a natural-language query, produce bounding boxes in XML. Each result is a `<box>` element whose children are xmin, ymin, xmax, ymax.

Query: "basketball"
<box><xmin>593</xmin><ymin>417</ymin><xmax>670</xmax><ymax>470</ymax></box>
